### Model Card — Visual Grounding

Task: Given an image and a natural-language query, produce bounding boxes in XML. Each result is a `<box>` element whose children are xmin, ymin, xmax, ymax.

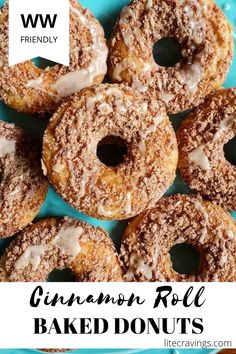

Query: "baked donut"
<box><xmin>0</xmin><ymin>217</ymin><xmax>123</xmax><ymax>281</ymax></box>
<box><xmin>120</xmin><ymin>194</ymin><xmax>236</xmax><ymax>281</ymax></box>
<box><xmin>0</xmin><ymin>120</ymin><xmax>48</xmax><ymax>238</ymax></box>
<box><xmin>177</xmin><ymin>88</ymin><xmax>236</xmax><ymax>211</ymax></box>
<box><xmin>108</xmin><ymin>0</ymin><xmax>233</xmax><ymax>113</ymax></box>
<box><xmin>42</xmin><ymin>84</ymin><xmax>178</xmax><ymax>220</ymax></box>
<box><xmin>0</xmin><ymin>0</ymin><xmax>108</xmax><ymax>115</ymax></box>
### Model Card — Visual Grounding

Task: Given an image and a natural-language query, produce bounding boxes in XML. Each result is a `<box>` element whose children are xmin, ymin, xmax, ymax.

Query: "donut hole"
<box><xmin>47</xmin><ymin>268</ymin><xmax>76</xmax><ymax>282</ymax></box>
<box><xmin>169</xmin><ymin>243</ymin><xmax>200</xmax><ymax>275</ymax></box>
<box><xmin>97</xmin><ymin>135</ymin><xmax>128</xmax><ymax>167</ymax></box>
<box><xmin>153</xmin><ymin>37</ymin><xmax>182</xmax><ymax>67</ymax></box>
<box><xmin>224</xmin><ymin>136</ymin><xmax>236</xmax><ymax>166</ymax></box>
<box><xmin>32</xmin><ymin>57</ymin><xmax>58</xmax><ymax>70</ymax></box>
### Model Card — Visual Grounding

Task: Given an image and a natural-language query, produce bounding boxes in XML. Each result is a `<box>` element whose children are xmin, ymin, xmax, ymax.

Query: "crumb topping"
<box><xmin>177</xmin><ymin>88</ymin><xmax>236</xmax><ymax>211</ymax></box>
<box><xmin>43</xmin><ymin>84</ymin><xmax>178</xmax><ymax>220</ymax></box>
<box><xmin>0</xmin><ymin>217</ymin><xmax>123</xmax><ymax>282</ymax></box>
<box><xmin>108</xmin><ymin>0</ymin><xmax>233</xmax><ymax>113</ymax></box>
<box><xmin>0</xmin><ymin>120</ymin><xmax>48</xmax><ymax>238</ymax></box>
<box><xmin>120</xmin><ymin>194</ymin><xmax>236</xmax><ymax>281</ymax></box>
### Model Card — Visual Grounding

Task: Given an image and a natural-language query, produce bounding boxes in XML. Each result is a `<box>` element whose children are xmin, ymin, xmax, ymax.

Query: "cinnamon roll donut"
<box><xmin>177</xmin><ymin>88</ymin><xmax>236</xmax><ymax>211</ymax></box>
<box><xmin>0</xmin><ymin>120</ymin><xmax>48</xmax><ymax>238</ymax></box>
<box><xmin>108</xmin><ymin>0</ymin><xmax>233</xmax><ymax>113</ymax></box>
<box><xmin>120</xmin><ymin>194</ymin><xmax>236</xmax><ymax>281</ymax></box>
<box><xmin>42</xmin><ymin>84</ymin><xmax>178</xmax><ymax>220</ymax></box>
<box><xmin>0</xmin><ymin>217</ymin><xmax>123</xmax><ymax>282</ymax></box>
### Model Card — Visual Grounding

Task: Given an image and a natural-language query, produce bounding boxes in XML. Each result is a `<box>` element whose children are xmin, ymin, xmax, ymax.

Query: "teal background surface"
<box><xmin>0</xmin><ymin>0</ymin><xmax>235</xmax><ymax>257</ymax></box>
<box><xmin>0</xmin><ymin>0</ymin><xmax>235</xmax><ymax>352</ymax></box>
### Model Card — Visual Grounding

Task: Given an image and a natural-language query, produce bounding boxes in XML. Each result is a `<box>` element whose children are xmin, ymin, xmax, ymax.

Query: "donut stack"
<box><xmin>0</xmin><ymin>0</ymin><xmax>235</xmax><ymax>288</ymax></box>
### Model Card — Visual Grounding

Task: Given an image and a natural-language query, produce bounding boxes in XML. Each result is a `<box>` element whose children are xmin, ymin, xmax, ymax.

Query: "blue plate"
<box><xmin>0</xmin><ymin>0</ymin><xmax>235</xmax><ymax>352</ymax></box>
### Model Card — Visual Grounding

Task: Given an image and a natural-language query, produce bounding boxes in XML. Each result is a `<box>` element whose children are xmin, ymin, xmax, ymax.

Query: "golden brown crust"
<box><xmin>0</xmin><ymin>0</ymin><xmax>108</xmax><ymax>115</ymax></box>
<box><xmin>0</xmin><ymin>120</ymin><xmax>48</xmax><ymax>238</ymax></box>
<box><xmin>0</xmin><ymin>217</ymin><xmax>124</xmax><ymax>282</ymax></box>
<box><xmin>42</xmin><ymin>83</ymin><xmax>178</xmax><ymax>220</ymax></box>
<box><xmin>108</xmin><ymin>0</ymin><xmax>233</xmax><ymax>114</ymax></box>
<box><xmin>120</xmin><ymin>194</ymin><xmax>236</xmax><ymax>282</ymax></box>
<box><xmin>177</xmin><ymin>88</ymin><xmax>236</xmax><ymax>211</ymax></box>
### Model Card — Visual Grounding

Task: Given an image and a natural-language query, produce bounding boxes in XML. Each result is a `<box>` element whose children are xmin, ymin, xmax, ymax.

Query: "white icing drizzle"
<box><xmin>26</xmin><ymin>76</ymin><xmax>43</xmax><ymax>89</ymax></box>
<box><xmin>52</xmin><ymin>162</ymin><xmax>65</xmax><ymax>174</ymax></box>
<box><xmin>53</xmin><ymin>225</ymin><xmax>83</xmax><ymax>258</ymax></box>
<box><xmin>68</xmin><ymin>160</ymin><xmax>78</xmax><ymax>191</ymax></box>
<box><xmin>177</xmin><ymin>1</ymin><xmax>206</xmax><ymax>91</ymax></box>
<box><xmin>9</xmin><ymin>186</ymin><xmax>21</xmax><ymax>197</ymax></box>
<box><xmin>131</xmin><ymin>62</ymin><xmax>153</xmax><ymax>93</ymax></box>
<box><xmin>213</xmin><ymin>114</ymin><xmax>236</xmax><ymax>141</ymax></box>
<box><xmin>146</xmin><ymin>0</ymin><xmax>153</xmax><ymax>10</ymax></box>
<box><xmin>115</xmin><ymin>99</ymin><xmax>127</xmax><ymax>114</ymax></box>
<box><xmin>188</xmin><ymin>113</ymin><xmax>235</xmax><ymax>170</ymax></box>
<box><xmin>97</xmin><ymin>103</ymin><xmax>112</xmax><ymax>115</ymax></box>
<box><xmin>181</xmin><ymin>0</ymin><xmax>206</xmax><ymax>44</ymax></box>
<box><xmin>86</xmin><ymin>94</ymin><xmax>103</xmax><ymax>110</ymax></box>
<box><xmin>188</xmin><ymin>145</ymin><xmax>211</xmax><ymax>170</ymax></box>
<box><xmin>141</xmin><ymin>102</ymin><xmax>148</xmax><ymax>111</ymax></box>
<box><xmin>138</xmin><ymin>140</ymin><xmax>146</xmax><ymax>154</ymax></box>
<box><xmin>191</xmin><ymin>18</ymin><xmax>205</xmax><ymax>45</ymax></box>
<box><xmin>158</xmin><ymin>92</ymin><xmax>175</xmax><ymax>104</ymax></box>
<box><xmin>123</xmin><ymin>192</ymin><xmax>131</xmax><ymax>215</ymax></box>
<box><xmin>226</xmin><ymin>230</ymin><xmax>235</xmax><ymax>239</ymax></box>
<box><xmin>194</xmin><ymin>201</ymin><xmax>209</xmax><ymax>223</ymax></box>
<box><xmin>106</xmin><ymin>87</ymin><xmax>122</xmax><ymax>96</ymax></box>
<box><xmin>41</xmin><ymin>159</ymin><xmax>48</xmax><ymax>176</ymax></box>
<box><xmin>194</xmin><ymin>200</ymin><xmax>209</xmax><ymax>243</ymax></box>
<box><xmin>219</xmin><ymin>253</ymin><xmax>228</xmax><ymax>266</ymax></box>
<box><xmin>97</xmin><ymin>205</ymin><xmax>114</xmax><ymax>218</ymax></box>
<box><xmin>78</xmin><ymin>161</ymin><xmax>100</xmax><ymax>199</ymax></box>
<box><xmin>179</xmin><ymin>60</ymin><xmax>203</xmax><ymax>93</ymax></box>
<box><xmin>144</xmin><ymin>115</ymin><xmax>163</xmax><ymax>137</ymax></box>
<box><xmin>125</xmin><ymin>252</ymin><xmax>152</xmax><ymax>281</ymax></box>
<box><xmin>86</xmin><ymin>88</ymin><xmax>122</xmax><ymax>111</ymax></box>
<box><xmin>15</xmin><ymin>244</ymin><xmax>49</xmax><ymax>271</ymax></box>
<box><xmin>138</xmin><ymin>115</ymin><xmax>163</xmax><ymax>154</ymax></box>
<box><xmin>26</xmin><ymin>76</ymin><xmax>55</xmax><ymax>97</ymax></box>
<box><xmin>139</xmin><ymin>260</ymin><xmax>153</xmax><ymax>279</ymax></box>
<box><xmin>132</xmin><ymin>76</ymin><xmax>148</xmax><ymax>93</ymax></box>
<box><xmin>0</xmin><ymin>137</ymin><xmax>15</xmax><ymax>158</ymax></box>
<box><xmin>119</xmin><ymin>6</ymin><xmax>136</xmax><ymax>49</ymax></box>
<box><xmin>51</xmin><ymin>5</ymin><xmax>108</xmax><ymax>98</ymax></box>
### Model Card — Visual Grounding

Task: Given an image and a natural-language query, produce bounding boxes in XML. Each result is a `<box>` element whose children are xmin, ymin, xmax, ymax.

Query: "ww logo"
<box><xmin>21</xmin><ymin>14</ymin><xmax>58</xmax><ymax>29</ymax></box>
<box><xmin>9</xmin><ymin>0</ymin><xmax>69</xmax><ymax>66</ymax></box>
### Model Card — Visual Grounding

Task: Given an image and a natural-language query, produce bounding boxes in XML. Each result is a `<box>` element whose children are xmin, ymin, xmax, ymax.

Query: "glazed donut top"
<box><xmin>43</xmin><ymin>84</ymin><xmax>178</xmax><ymax>220</ymax></box>
<box><xmin>108</xmin><ymin>0</ymin><xmax>233</xmax><ymax>113</ymax></box>
<box><xmin>0</xmin><ymin>0</ymin><xmax>108</xmax><ymax>114</ymax></box>
<box><xmin>120</xmin><ymin>194</ymin><xmax>236</xmax><ymax>282</ymax></box>
<box><xmin>0</xmin><ymin>120</ymin><xmax>48</xmax><ymax>238</ymax></box>
<box><xmin>0</xmin><ymin>217</ymin><xmax>123</xmax><ymax>282</ymax></box>
<box><xmin>177</xmin><ymin>88</ymin><xmax>236</xmax><ymax>211</ymax></box>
